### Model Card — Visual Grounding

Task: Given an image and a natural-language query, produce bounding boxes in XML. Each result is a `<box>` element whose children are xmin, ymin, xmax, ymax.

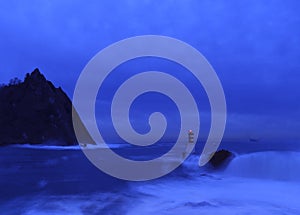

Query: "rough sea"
<box><xmin>1</xmin><ymin>141</ymin><xmax>299</xmax><ymax>215</ymax></box>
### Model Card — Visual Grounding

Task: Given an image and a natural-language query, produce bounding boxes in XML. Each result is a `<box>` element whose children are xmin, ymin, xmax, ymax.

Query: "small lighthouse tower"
<box><xmin>182</xmin><ymin>130</ymin><xmax>195</xmax><ymax>159</ymax></box>
<box><xmin>188</xmin><ymin>130</ymin><xmax>194</xmax><ymax>143</ymax></box>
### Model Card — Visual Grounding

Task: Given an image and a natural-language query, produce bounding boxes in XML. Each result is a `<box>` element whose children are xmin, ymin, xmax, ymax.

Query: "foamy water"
<box><xmin>224</xmin><ymin>151</ymin><xmax>300</xmax><ymax>181</ymax></box>
<box><xmin>3</xmin><ymin>173</ymin><xmax>299</xmax><ymax>215</ymax></box>
<box><xmin>128</xmin><ymin>177</ymin><xmax>300</xmax><ymax>215</ymax></box>
<box><xmin>11</xmin><ymin>143</ymin><xmax>127</xmax><ymax>150</ymax></box>
<box><xmin>0</xmin><ymin>145</ymin><xmax>300</xmax><ymax>214</ymax></box>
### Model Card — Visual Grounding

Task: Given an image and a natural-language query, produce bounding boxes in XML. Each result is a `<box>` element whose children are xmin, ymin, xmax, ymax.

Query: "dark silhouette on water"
<box><xmin>209</xmin><ymin>149</ymin><xmax>234</xmax><ymax>168</ymax></box>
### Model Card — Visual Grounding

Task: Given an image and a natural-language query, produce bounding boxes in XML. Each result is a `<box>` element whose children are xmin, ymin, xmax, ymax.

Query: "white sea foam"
<box><xmin>224</xmin><ymin>151</ymin><xmax>300</xmax><ymax>181</ymax></box>
<box><xmin>126</xmin><ymin>151</ymin><xmax>300</xmax><ymax>214</ymax></box>
<box><xmin>3</xmin><ymin>192</ymin><xmax>132</xmax><ymax>215</ymax></box>
<box><xmin>2</xmin><ymin>147</ymin><xmax>300</xmax><ymax>214</ymax></box>
<box><xmin>127</xmin><ymin>176</ymin><xmax>300</xmax><ymax>215</ymax></box>
<box><xmin>11</xmin><ymin>144</ymin><xmax>81</xmax><ymax>150</ymax></box>
<box><xmin>11</xmin><ymin>143</ymin><xmax>128</xmax><ymax>150</ymax></box>
<box><xmin>3</xmin><ymin>176</ymin><xmax>299</xmax><ymax>215</ymax></box>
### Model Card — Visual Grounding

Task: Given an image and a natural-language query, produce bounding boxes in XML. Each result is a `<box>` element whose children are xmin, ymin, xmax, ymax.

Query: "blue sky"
<box><xmin>1</xmin><ymin>0</ymin><xmax>300</xmax><ymax>141</ymax></box>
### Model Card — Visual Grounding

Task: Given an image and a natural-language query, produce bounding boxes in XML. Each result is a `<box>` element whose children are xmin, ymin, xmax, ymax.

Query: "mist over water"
<box><xmin>225</xmin><ymin>151</ymin><xmax>300</xmax><ymax>181</ymax></box>
<box><xmin>1</xmin><ymin>141</ymin><xmax>299</xmax><ymax>214</ymax></box>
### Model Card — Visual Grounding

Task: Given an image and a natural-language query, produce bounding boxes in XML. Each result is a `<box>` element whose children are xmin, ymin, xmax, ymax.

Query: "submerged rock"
<box><xmin>0</xmin><ymin>68</ymin><xmax>92</xmax><ymax>146</ymax></box>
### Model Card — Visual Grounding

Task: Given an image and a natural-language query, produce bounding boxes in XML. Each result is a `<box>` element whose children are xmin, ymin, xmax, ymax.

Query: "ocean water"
<box><xmin>0</xmin><ymin>141</ymin><xmax>300</xmax><ymax>215</ymax></box>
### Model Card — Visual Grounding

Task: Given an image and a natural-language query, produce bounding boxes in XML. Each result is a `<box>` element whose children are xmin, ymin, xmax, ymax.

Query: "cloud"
<box><xmin>0</xmin><ymin>0</ymin><xmax>300</xmax><ymax>139</ymax></box>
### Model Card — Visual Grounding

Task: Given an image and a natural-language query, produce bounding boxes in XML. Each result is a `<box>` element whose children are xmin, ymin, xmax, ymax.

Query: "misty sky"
<box><xmin>1</xmin><ymin>0</ymin><xmax>300</xmax><ymax>141</ymax></box>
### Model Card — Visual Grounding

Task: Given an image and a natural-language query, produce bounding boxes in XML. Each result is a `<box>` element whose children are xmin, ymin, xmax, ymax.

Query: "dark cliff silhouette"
<box><xmin>0</xmin><ymin>68</ymin><xmax>93</xmax><ymax>145</ymax></box>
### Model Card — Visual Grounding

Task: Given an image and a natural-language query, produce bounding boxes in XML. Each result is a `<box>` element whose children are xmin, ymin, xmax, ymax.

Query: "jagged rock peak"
<box><xmin>24</xmin><ymin>68</ymin><xmax>47</xmax><ymax>83</ymax></box>
<box><xmin>0</xmin><ymin>69</ymin><xmax>77</xmax><ymax>145</ymax></box>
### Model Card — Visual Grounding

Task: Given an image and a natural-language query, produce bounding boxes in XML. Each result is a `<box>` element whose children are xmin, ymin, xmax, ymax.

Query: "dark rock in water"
<box><xmin>0</xmin><ymin>68</ymin><xmax>92</xmax><ymax>146</ymax></box>
<box><xmin>184</xmin><ymin>201</ymin><xmax>215</xmax><ymax>208</ymax></box>
<box><xmin>249</xmin><ymin>138</ymin><xmax>260</xmax><ymax>142</ymax></box>
<box><xmin>209</xmin><ymin>149</ymin><xmax>234</xmax><ymax>168</ymax></box>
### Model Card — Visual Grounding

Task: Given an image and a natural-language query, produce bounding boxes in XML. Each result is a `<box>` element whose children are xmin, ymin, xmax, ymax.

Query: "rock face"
<box><xmin>0</xmin><ymin>68</ymin><xmax>78</xmax><ymax>145</ymax></box>
<box><xmin>209</xmin><ymin>150</ymin><xmax>234</xmax><ymax>168</ymax></box>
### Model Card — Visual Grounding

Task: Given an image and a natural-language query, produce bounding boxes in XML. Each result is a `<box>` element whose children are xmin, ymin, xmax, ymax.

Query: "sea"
<box><xmin>0</xmin><ymin>140</ymin><xmax>300</xmax><ymax>215</ymax></box>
